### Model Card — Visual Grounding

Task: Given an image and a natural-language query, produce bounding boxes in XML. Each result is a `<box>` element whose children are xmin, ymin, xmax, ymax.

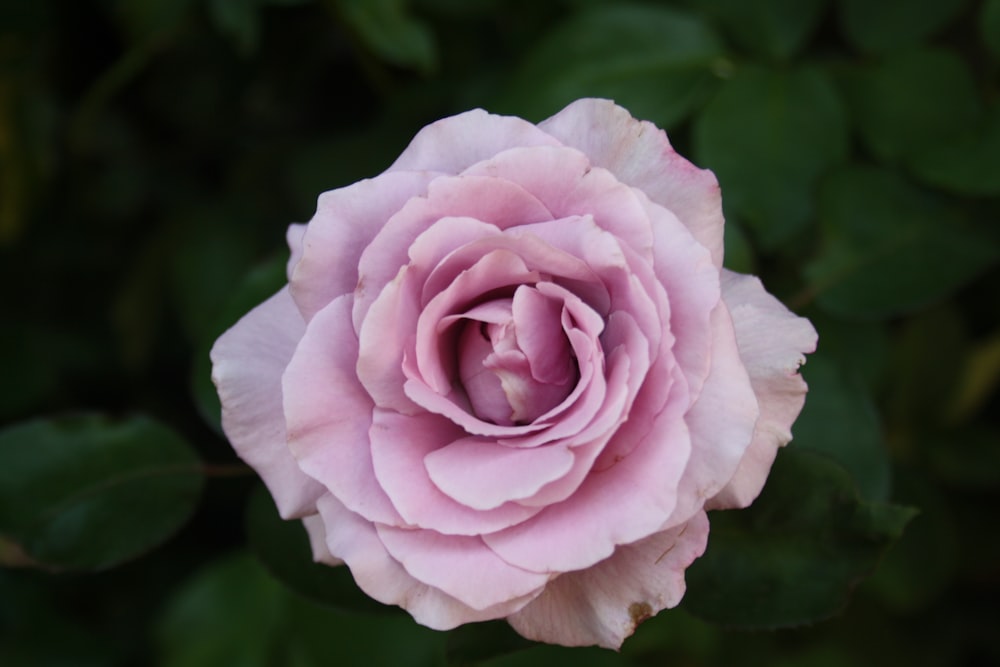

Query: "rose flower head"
<box><xmin>211</xmin><ymin>98</ymin><xmax>817</xmax><ymax>649</ymax></box>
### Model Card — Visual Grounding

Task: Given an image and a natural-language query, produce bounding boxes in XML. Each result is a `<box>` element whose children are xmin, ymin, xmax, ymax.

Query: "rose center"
<box><xmin>456</xmin><ymin>287</ymin><xmax>577</xmax><ymax>426</ymax></box>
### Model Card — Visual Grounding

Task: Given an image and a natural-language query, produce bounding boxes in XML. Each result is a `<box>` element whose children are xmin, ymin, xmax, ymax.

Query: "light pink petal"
<box><xmin>286</xmin><ymin>223</ymin><xmax>307</xmax><ymax>279</ymax></box>
<box><xmin>388</xmin><ymin>108</ymin><xmax>562</xmax><ymax>173</ymax></box>
<box><xmin>290</xmin><ymin>171</ymin><xmax>437</xmax><ymax>321</ymax></box>
<box><xmin>484</xmin><ymin>402</ymin><xmax>692</xmax><ymax>574</ymax></box>
<box><xmin>539</xmin><ymin>98</ymin><xmax>724</xmax><ymax>268</ymax></box>
<box><xmin>463</xmin><ymin>146</ymin><xmax>654</xmax><ymax>260</ymax></box>
<box><xmin>514</xmin><ymin>341</ymin><xmax>633</xmax><ymax>508</ymax></box>
<box><xmin>377</xmin><ymin>526</ymin><xmax>550</xmax><ymax>611</ymax></box>
<box><xmin>644</xmin><ymin>192</ymin><xmax>720</xmax><ymax>404</ymax></box>
<box><xmin>317</xmin><ymin>495</ymin><xmax>538</xmax><ymax>629</ymax></box>
<box><xmin>353</xmin><ymin>174</ymin><xmax>553</xmax><ymax>331</ymax></box>
<box><xmin>511</xmin><ymin>285</ymin><xmax>574</xmax><ymax>385</ymax></box>
<box><xmin>420</xmin><ymin>222</ymin><xmax>609</xmax><ymax>316</ymax></box>
<box><xmin>425</xmin><ymin>438</ymin><xmax>575</xmax><ymax>510</ymax></box>
<box><xmin>370</xmin><ymin>409</ymin><xmax>543</xmax><ymax>535</ymax></box>
<box><xmin>508</xmin><ymin>511</ymin><xmax>710</xmax><ymax>649</ymax></box>
<box><xmin>666</xmin><ymin>304</ymin><xmax>760</xmax><ymax>527</ymax></box>
<box><xmin>283</xmin><ymin>294</ymin><xmax>404</xmax><ymax>526</ymax></box>
<box><xmin>301</xmin><ymin>514</ymin><xmax>343</xmax><ymax>566</ymax></box>
<box><xmin>210</xmin><ymin>287</ymin><xmax>324</xmax><ymax>519</ymax></box>
<box><xmin>708</xmin><ymin>271</ymin><xmax>818</xmax><ymax>509</ymax></box>
<box><xmin>363</xmin><ymin>248</ymin><xmax>539</xmax><ymax>419</ymax></box>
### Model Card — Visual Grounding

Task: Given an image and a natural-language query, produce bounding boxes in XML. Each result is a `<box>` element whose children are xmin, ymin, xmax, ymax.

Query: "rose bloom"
<box><xmin>211</xmin><ymin>99</ymin><xmax>817</xmax><ymax>649</ymax></box>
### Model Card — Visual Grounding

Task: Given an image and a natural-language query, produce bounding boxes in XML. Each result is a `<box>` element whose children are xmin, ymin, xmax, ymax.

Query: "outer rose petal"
<box><xmin>318</xmin><ymin>494</ymin><xmax>538</xmax><ymax>629</ymax></box>
<box><xmin>301</xmin><ymin>514</ymin><xmax>343</xmax><ymax>566</ymax></box>
<box><xmin>707</xmin><ymin>271</ymin><xmax>818</xmax><ymax>509</ymax></box>
<box><xmin>539</xmin><ymin>98</ymin><xmax>724</xmax><ymax>268</ymax></box>
<box><xmin>210</xmin><ymin>287</ymin><xmax>325</xmax><ymax>518</ymax></box>
<box><xmin>283</xmin><ymin>295</ymin><xmax>404</xmax><ymax>526</ymax></box>
<box><xmin>290</xmin><ymin>171</ymin><xmax>438</xmax><ymax>321</ymax></box>
<box><xmin>508</xmin><ymin>511</ymin><xmax>710</xmax><ymax>649</ymax></box>
<box><xmin>388</xmin><ymin>109</ymin><xmax>562</xmax><ymax>173</ymax></box>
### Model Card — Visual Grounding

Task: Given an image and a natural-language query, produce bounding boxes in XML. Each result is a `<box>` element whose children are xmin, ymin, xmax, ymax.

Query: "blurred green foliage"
<box><xmin>1</xmin><ymin>0</ymin><xmax>998</xmax><ymax>664</ymax></box>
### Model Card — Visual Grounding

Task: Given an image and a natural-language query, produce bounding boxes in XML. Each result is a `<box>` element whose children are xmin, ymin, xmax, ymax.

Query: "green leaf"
<box><xmin>682</xmin><ymin>449</ymin><xmax>916</xmax><ymax>628</ymax></box>
<box><xmin>156</xmin><ymin>552</ymin><xmax>446</xmax><ymax>667</ymax></box>
<box><xmin>909</xmin><ymin>105</ymin><xmax>1000</xmax><ymax>197</ymax></box>
<box><xmin>156</xmin><ymin>553</ymin><xmax>287</xmax><ymax>667</ymax></box>
<box><xmin>721</xmin><ymin>219</ymin><xmax>756</xmax><ymax>275</ymax></box>
<box><xmin>794</xmin><ymin>354</ymin><xmax>889</xmax><ymax>501</ymax></box>
<box><xmin>865</xmin><ymin>471</ymin><xmax>958</xmax><ymax>612</ymax></box>
<box><xmin>446</xmin><ymin>621</ymin><xmax>535</xmax><ymax>666</ymax></box>
<box><xmin>334</xmin><ymin>0</ymin><xmax>438</xmax><ymax>73</ymax></box>
<box><xmin>245</xmin><ymin>484</ymin><xmax>393</xmax><ymax>615</ymax></box>
<box><xmin>0</xmin><ymin>414</ymin><xmax>204</xmax><ymax>571</ymax></box>
<box><xmin>500</xmin><ymin>4</ymin><xmax>725</xmax><ymax>129</ymax></box>
<box><xmin>804</xmin><ymin>166</ymin><xmax>999</xmax><ymax>319</ymax></box>
<box><xmin>837</xmin><ymin>0</ymin><xmax>969</xmax><ymax>53</ymax></box>
<box><xmin>840</xmin><ymin>49</ymin><xmax>982</xmax><ymax>165</ymax></box>
<box><xmin>691</xmin><ymin>0</ymin><xmax>829</xmax><ymax>60</ymax></box>
<box><xmin>693</xmin><ymin>65</ymin><xmax>848</xmax><ymax>249</ymax></box>
<box><xmin>985</xmin><ymin>0</ymin><xmax>1000</xmax><ymax>59</ymax></box>
<box><xmin>208</xmin><ymin>0</ymin><xmax>263</xmax><ymax>55</ymax></box>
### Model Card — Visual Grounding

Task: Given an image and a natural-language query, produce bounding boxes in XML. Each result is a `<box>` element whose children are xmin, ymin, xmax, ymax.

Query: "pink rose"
<box><xmin>211</xmin><ymin>99</ymin><xmax>817</xmax><ymax>649</ymax></box>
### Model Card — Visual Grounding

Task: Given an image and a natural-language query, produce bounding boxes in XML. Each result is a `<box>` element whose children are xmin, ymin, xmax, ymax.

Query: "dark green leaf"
<box><xmin>804</xmin><ymin>166</ymin><xmax>999</xmax><ymax>318</ymax></box>
<box><xmin>691</xmin><ymin>0</ymin><xmax>828</xmax><ymax>60</ymax></box>
<box><xmin>865</xmin><ymin>471</ymin><xmax>958</xmax><ymax>612</ymax></box>
<box><xmin>682</xmin><ymin>449</ymin><xmax>916</xmax><ymax>628</ymax></box>
<box><xmin>722</xmin><ymin>219</ymin><xmax>756</xmax><ymax>274</ymax></box>
<box><xmin>156</xmin><ymin>553</ymin><xmax>287</xmax><ymax>667</ymax></box>
<box><xmin>500</xmin><ymin>4</ymin><xmax>725</xmax><ymax>129</ymax></box>
<box><xmin>838</xmin><ymin>0</ymin><xmax>968</xmax><ymax>53</ymax></box>
<box><xmin>803</xmin><ymin>311</ymin><xmax>890</xmax><ymax>391</ymax></box>
<box><xmin>446</xmin><ymin>621</ymin><xmax>535</xmax><ymax>666</ymax></box>
<box><xmin>156</xmin><ymin>552</ymin><xmax>446</xmax><ymax>667</ymax></box>
<box><xmin>168</xmin><ymin>203</ymin><xmax>267</xmax><ymax>346</ymax></box>
<box><xmin>334</xmin><ymin>0</ymin><xmax>438</xmax><ymax>73</ymax></box>
<box><xmin>840</xmin><ymin>49</ymin><xmax>982</xmax><ymax>165</ymax></box>
<box><xmin>794</xmin><ymin>354</ymin><xmax>889</xmax><ymax>501</ymax></box>
<box><xmin>207</xmin><ymin>0</ymin><xmax>263</xmax><ymax>55</ymax></box>
<box><xmin>909</xmin><ymin>105</ymin><xmax>1000</xmax><ymax>197</ymax></box>
<box><xmin>245</xmin><ymin>483</ymin><xmax>394</xmax><ymax>614</ymax></box>
<box><xmin>985</xmin><ymin>0</ymin><xmax>1000</xmax><ymax>59</ymax></box>
<box><xmin>694</xmin><ymin>65</ymin><xmax>848</xmax><ymax>249</ymax></box>
<box><xmin>0</xmin><ymin>414</ymin><xmax>203</xmax><ymax>571</ymax></box>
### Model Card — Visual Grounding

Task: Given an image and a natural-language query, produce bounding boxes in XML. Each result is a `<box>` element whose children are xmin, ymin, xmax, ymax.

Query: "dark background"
<box><xmin>1</xmin><ymin>0</ymin><xmax>998</xmax><ymax>665</ymax></box>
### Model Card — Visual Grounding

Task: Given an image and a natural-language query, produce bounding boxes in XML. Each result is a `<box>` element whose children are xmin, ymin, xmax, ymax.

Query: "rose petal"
<box><xmin>665</xmin><ymin>304</ymin><xmax>760</xmax><ymax>527</ymax></box>
<box><xmin>376</xmin><ymin>526</ymin><xmax>550</xmax><ymax>611</ymax></box>
<box><xmin>283</xmin><ymin>294</ymin><xmax>404</xmax><ymax>526</ymax></box>
<box><xmin>301</xmin><ymin>514</ymin><xmax>343</xmax><ymax>566</ymax></box>
<box><xmin>708</xmin><ymin>271</ymin><xmax>818</xmax><ymax>509</ymax></box>
<box><xmin>210</xmin><ymin>287</ymin><xmax>325</xmax><ymax>519</ymax></box>
<box><xmin>369</xmin><ymin>409</ymin><xmax>543</xmax><ymax>535</ymax></box>
<box><xmin>539</xmin><ymin>98</ymin><xmax>724</xmax><ymax>268</ymax></box>
<box><xmin>286</xmin><ymin>223</ymin><xmax>307</xmax><ymax>279</ymax></box>
<box><xmin>317</xmin><ymin>495</ymin><xmax>538</xmax><ymax>629</ymax></box>
<box><xmin>290</xmin><ymin>171</ymin><xmax>438</xmax><ymax>321</ymax></box>
<box><xmin>463</xmin><ymin>145</ymin><xmax>654</xmax><ymax>260</ymax></box>
<box><xmin>354</xmin><ymin>174</ymin><xmax>554</xmax><ymax>330</ymax></box>
<box><xmin>511</xmin><ymin>285</ymin><xmax>574</xmax><ymax>385</ymax></box>
<box><xmin>425</xmin><ymin>438</ymin><xmax>576</xmax><ymax>510</ymax></box>
<box><xmin>508</xmin><ymin>511</ymin><xmax>710</xmax><ymax>649</ymax></box>
<box><xmin>388</xmin><ymin>108</ymin><xmax>562</xmax><ymax>173</ymax></box>
<box><xmin>484</xmin><ymin>401</ymin><xmax>692</xmax><ymax>574</ymax></box>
